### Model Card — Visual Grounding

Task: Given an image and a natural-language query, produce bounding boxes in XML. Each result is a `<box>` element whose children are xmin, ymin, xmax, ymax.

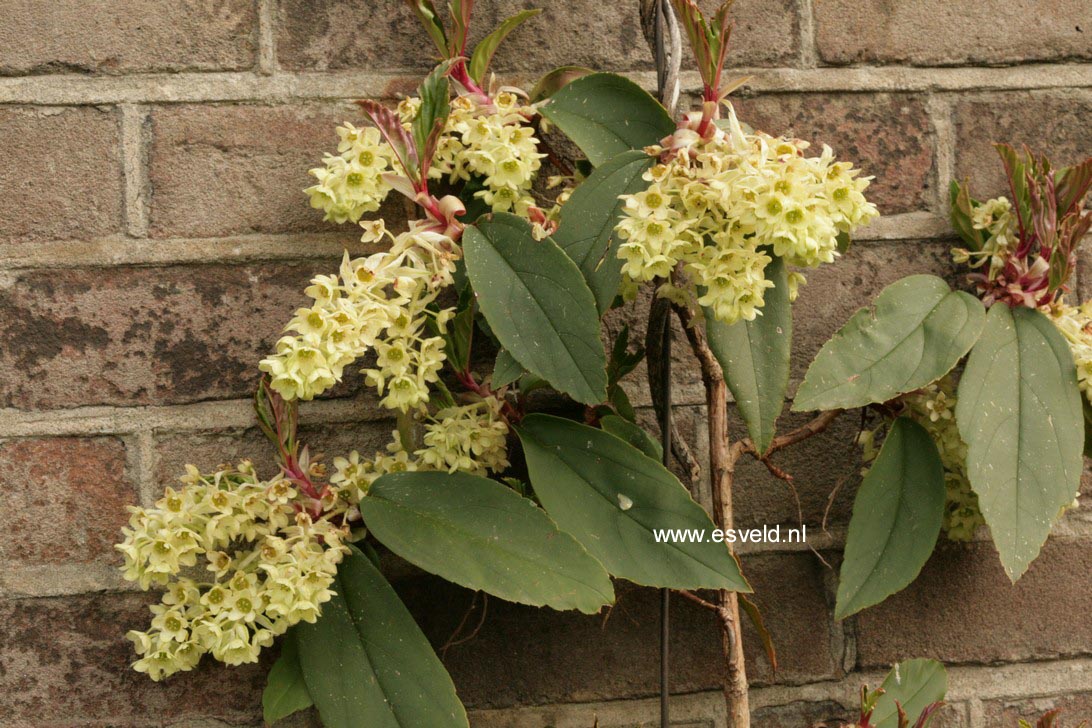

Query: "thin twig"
<box><xmin>760</xmin><ymin>409</ymin><xmax>843</xmax><ymax>455</ymax></box>
<box><xmin>675</xmin><ymin>589</ymin><xmax>720</xmax><ymax>612</ymax></box>
<box><xmin>440</xmin><ymin>592</ymin><xmax>488</xmax><ymax>658</ymax></box>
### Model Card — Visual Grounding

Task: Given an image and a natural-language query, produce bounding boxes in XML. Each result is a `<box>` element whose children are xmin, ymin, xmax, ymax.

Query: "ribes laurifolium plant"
<box><xmin>809</xmin><ymin>145</ymin><xmax>1092</xmax><ymax>626</ymax></box>
<box><xmin>112</xmin><ymin>0</ymin><xmax>1088</xmax><ymax>726</ymax></box>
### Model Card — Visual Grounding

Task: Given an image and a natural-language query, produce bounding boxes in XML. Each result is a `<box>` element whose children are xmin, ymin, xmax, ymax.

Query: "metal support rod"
<box><xmin>659</xmin><ymin>316</ymin><xmax>673</xmax><ymax>728</ymax></box>
<box><xmin>639</xmin><ymin>2</ymin><xmax>682</xmax><ymax>726</ymax></box>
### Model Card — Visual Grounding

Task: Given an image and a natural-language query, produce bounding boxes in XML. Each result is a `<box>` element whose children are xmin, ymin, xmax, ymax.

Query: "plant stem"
<box><xmin>673</xmin><ymin>303</ymin><xmax>749</xmax><ymax>726</ymax></box>
<box><xmin>707</xmin><ymin>368</ymin><xmax>751</xmax><ymax>727</ymax></box>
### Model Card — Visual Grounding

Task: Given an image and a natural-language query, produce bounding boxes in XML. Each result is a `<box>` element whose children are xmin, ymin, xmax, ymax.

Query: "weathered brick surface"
<box><xmin>815</xmin><ymin>0</ymin><xmax>1092</xmax><ymax>67</ymax></box>
<box><xmin>982</xmin><ymin>692</ymin><xmax>1092</xmax><ymax>725</ymax></box>
<box><xmin>148</xmin><ymin>103</ymin><xmax>407</xmax><ymax>239</ymax></box>
<box><xmin>0</xmin><ymin>107</ymin><xmax>122</xmax><ymax>243</ymax></box>
<box><xmin>0</xmin><ymin>263</ymin><xmax>335</xmax><ymax>410</ymax></box>
<box><xmin>856</xmin><ymin>538</ymin><xmax>1092</xmax><ymax>667</ymax></box>
<box><xmin>953</xmin><ymin>93</ymin><xmax>1092</xmax><ymax>200</ymax></box>
<box><xmin>276</xmin><ymin>0</ymin><xmax>798</xmax><ymax>74</ymax></box>
<box><xmin>399</xmin><ymin>551</ymin><xmax>837</xmax><ymax>708</ymax></box>
<box><xmin>0</xmin><ymin>593</ymin><xmax>267</xmax><ymax>727</ymax></box>
<box><xmin>0</xmin><ymin>0</ymin><xmax>257</xmax><ymax>76</ymax></box>
<box><xmin>0</xmin><ymin>437</ymin><xmax>134</xmax><ymax>570</ymax></box>
<box><xmin>153</xmin><ymin>421</ymin><xmax>395</xmax><ymax>486</ymax></box>
<box><xmin>731</xmin><ymin>409</ymin><xmax>862</xmax><ymax>531</ymax></box>
<box><xmin>734</xmin><ymin>93</ymin><xmax>936</xmax><ymax>214</ymax></box>
<box><xmin>2</xmin><ymin>0</ymin><xmax>1092</xmax><ymax>722</ymax></box>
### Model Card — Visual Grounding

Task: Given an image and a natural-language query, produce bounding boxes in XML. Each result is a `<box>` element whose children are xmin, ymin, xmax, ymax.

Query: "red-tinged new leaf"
<box><xmin>358</xmin><ymin>99</ymin><xmax>420</xmax><ymax>184</ymax></box>
<box><xmin>996</xmin><ymin>143</ymin><xmax>1033</xmax><ymax>237</ymax></box>
<box><xmin>412</xmin><ymin>61</ymin><xmax>454</xmax><ymax>173</ymax></box>
<box><xmin>405</xmin><ymin>0</ymin><xmax>449</xmax><ymax>57</ymax></box>
<box><xmin>467</xmin><ymin>9</ymin><xmax>541</xmax><ymax>83</ymax></box>
<box><xmin>913</xmin><ymin>702</ymin><xmax>945</xmax><ymax>728</ymax></box>
<box><xmin>421</xmin><ymin>116</ymin><xmax>447</xmax><ymax>181</ymax></box>
<box><xmin>448</xmin><ymin>0</ymin><xmax>474</xmax><ymax>56</ymax></box>
<box><xmin>1055</xmin><ymin>157</ymin><xmax>1092</xmax><ymax>217</ymax></box>
<box><xmin>1036</xmin><ymin>708</ymin><xmax>1061</xmax><ymax>728</ymax></box>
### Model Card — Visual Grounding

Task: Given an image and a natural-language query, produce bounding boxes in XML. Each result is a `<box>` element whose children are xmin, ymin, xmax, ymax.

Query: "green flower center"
<box><xmin>766</xmin><ymin>199</ymin><xmax>783</xmax><ymax>216</ymax></box>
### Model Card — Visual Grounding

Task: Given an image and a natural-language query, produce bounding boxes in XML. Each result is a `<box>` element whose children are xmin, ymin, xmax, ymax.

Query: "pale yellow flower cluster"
<box><xmin>330</xmin><ymin>434</ymin><xmax>419</xmax><ymax>504</ymax></box>
<box><xmin>951</xmin><ymin>196</ymin><xmax>1017</xmax><ymax>280</ymax></box>
<box><xmin>399</xmin><ymin>91</ymin><xmax>545</xmax><ymax>216</ymax></box>
<box><xmin>417</xmin><ymin>397</ymin><xmax>510</xmax><ymax>475</ymax></box>
<box><xmin>117</xmin><ymin>463</ymin><xmax>349</xmax><ymax>681</ymax></box>
<box><xmin>858</xmin><ymin>376</ymin><xmax>982</xmax><ymax>541</ymax></box>
<box><xmin>330</xmin><ymin>396</ymin><xmax>510</xmax><ymax>503</ymax></box>
<box><xmin>259</xmin><ymin>220</ymin><xmax>458</xmax><ymax>409</ymax></box>
<box><xmin>305</xmin><ymin>124</ymin><xmax>397</xmax><ymax>224</ymax></box>
<box><xmin>1047</xmin><ymin>300</ymin><xmax>1092</xmax><ymax>401</ymax></box>
<box><xmin>615</xmin><ymin>105</ymin><xmax>878</xmax><ymax>324</ymax></box>
<box><xmin>899</xmin><ymin>376</ymin><xmax>984</xmax><ymax>541</ymax></box>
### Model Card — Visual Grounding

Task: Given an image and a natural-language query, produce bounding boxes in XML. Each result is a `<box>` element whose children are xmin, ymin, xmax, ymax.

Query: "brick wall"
<box><xmin>0</xmin><ymin>2</ymin><xmax>1089</xmax><ymax>726</ymax></box>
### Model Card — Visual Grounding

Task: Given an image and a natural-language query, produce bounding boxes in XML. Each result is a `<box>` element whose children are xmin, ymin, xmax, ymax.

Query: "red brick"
<box><xmin>153</xmin><ymin>421</ymin><xmax>396</xmax><ymax>486</ymax></box>
<box><xmin>953</xmin><ymin>93</ymin><xmax>1092</xmax><ymax>201</ymax></box>
<box><xmin>856</xmin><ymin>539</ymin><xmax>1092</xmax><ymax>667</ymax></box>
<box><xmin>276</xmin><ymin>0</ymin><xmax>798</xmax><ymax>74</ymax></box>
<box><xmin>400</xmin><ymin>551</ymin><xmax>837</xmax><ymax>708</ymax></box>
<box><xmin>731</xmin><ymin>408</ymin><xmax>863</xmax><ymax>531</ymax></box>
<box><xmin>0</xmin><ymin>0</ymin><xmax>256</xmax><ymax>75</ymax></box>
<box><xmin>751</xmin><ymin>701</ymin><xmax>851</xmax><ymax>727</ymax></box>
<box><xmin>816</xmin><ymin>0</ymin><xmax>1091</xmax><ymax>66</ymax></box>
<box><xmin>983</xmin><ymin>692</ymin><xmax>1092</xmax><ymax>726</ymax></box>
<box><xmin>0</xmin><ymin>593</ymin><xmax>267</xmax><ymax>727</ymax></box>
<box><xmin>734</xmin><ymin>93</ymin><xmax>936</xmax><ymax>214</ymax></box>
<box><xmin>0</xmin><ymin>107</ymin><xmax>122</xmax><ymax>243</ymax></box>
<box><xmin>0</xmin><ymin>262</ymin><xmax>354</xmax><ymax>409</ymax></box>
<box><xmin>147</xmin><ymin>103</ymin><xmax>407</xmax><ymax>238</ymax></box>
<box><xmin>0</xmin><ymin>437</ymin><xmax>134</xmax><ymax>569</ymax></box>
<box><xmin>635</xmin><ymin>403</ymin><xmax>863</xmax><ymax>532</ymax></box>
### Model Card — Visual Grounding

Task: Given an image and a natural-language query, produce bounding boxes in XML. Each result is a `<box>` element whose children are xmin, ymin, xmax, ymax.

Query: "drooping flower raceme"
<box><xmin>329</xmin><ymin>395</ymin><xmax>511</xmax><ymax>503</ymax></box>
<box><xmin>1047</xmin><ymin>300</ymin><xmax>1092</xmax><ymax>402</ymax></box>
<box><xmin>898</xmin><ymin>377</ymin><xmax>984</xmax><ymax>541</ymax></box>
<box><xmin>858</xmin><ymin>376</ymin><xmax>983</xmax><ymax>541</ymax></box>
<box><xmin>259</xmin><ymin>220</ymin><xmax>458</xmax><ymax>409</ymax></box>
<box><xmin>615</xmin><ymin>104</ymin><xmax>878</xmax><ymax>324</ymax></box>
<box><xmin>417</xmin><ymin>396</ymin><xmax>510</xmax><ymax>475</ymax></box>
<box><xmin>117</xmin><ymin>462</ymin><xmax>349</xmax><ymax>681</ymax></box>
<box><xmin>400</xmin><ymin>91</ymin><xmax>546</xmax><ymax>217</ymax></box>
